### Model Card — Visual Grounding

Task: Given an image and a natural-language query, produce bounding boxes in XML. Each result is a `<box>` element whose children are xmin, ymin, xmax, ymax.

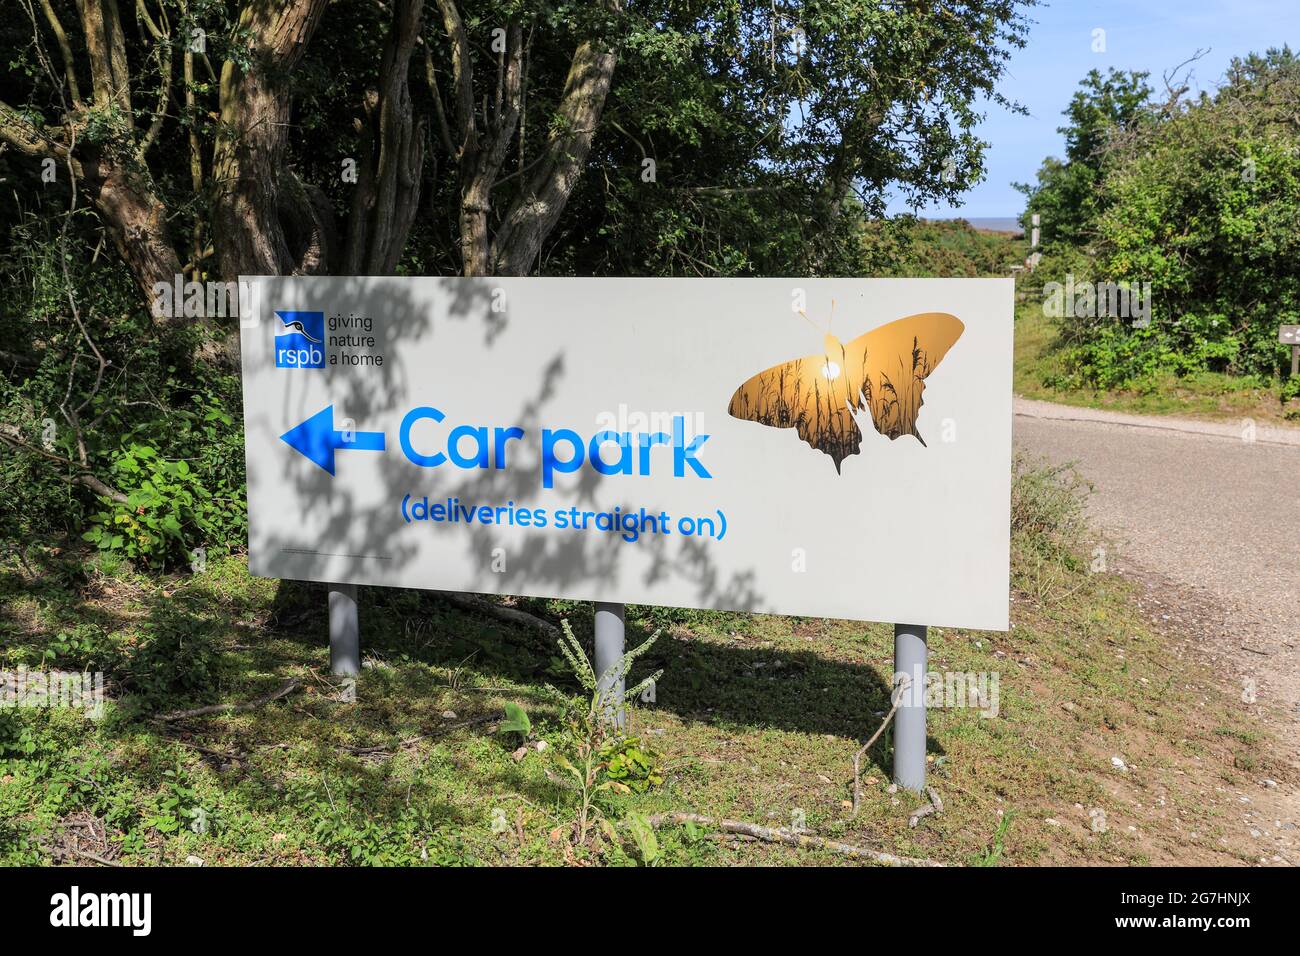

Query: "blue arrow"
<box><xmin>280</xmin><ymin>405</ymin><xmax>386</xmax><ymax>475</ymax></box>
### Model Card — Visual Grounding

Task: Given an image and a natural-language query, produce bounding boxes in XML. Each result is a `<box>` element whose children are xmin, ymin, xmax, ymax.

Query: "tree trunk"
<box><xmin>491</xmin><ymin>19</ymin><xmax>618</xmax><ymax>277</ymax></box>
<box><xmin>431</xmin><ymin>0</ymin><xmax>617</xmax><ymax>278</ymax></box>
<box><xmin>342</xmin><ymin>0</ymin><xmax>427</xmax><ymax>275</ymax></box>
<box><xmin>80</xmin><ymin>154</ymin><xmax>184</xmax><ymax>314</ymax></box>
<box><xmin>211</xmin><ymin>0</ymin><xmax>331</xmax><ymax>280</ymax></box>
<box><xmin>79</xmin><ymin>0</ymin><xmax>132</xmax><ymax>115</ymax></box>
<box><xmin>458</xmin><ymin>22</ymin><xmax>522</xmax><ymax>277</ymax></box>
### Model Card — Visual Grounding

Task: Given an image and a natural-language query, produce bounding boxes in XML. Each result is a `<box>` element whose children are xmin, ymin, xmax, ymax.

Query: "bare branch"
<box><xmin>0</xmin><ymin>426</ymin><xmax>130</xmax><ymax>505</ymax></box>
<box><xmin>38</xmin><ymin>0</ymin><xmax>84</xmax><ymax>108</ymax></box>
<box><xmin>424</xmin><ymin>43</ymin><xmax>456</xmax><ymax>156</ymax></box>
<box><xmin>433</xmin><ymin>0</ymin><xmax>476</xmax><ymax>157</ymax></box>
<box><xmin>644</xmin><ymin>813</ymin><xmax>942</xmax><ymax>867</ymax></box>
<box><xmin>157</xmin><ymin>679</ymin><xmax>302</xmax><ymax>721</ymax></box>
<box><xmin>136</xmin><ymin>1</ymin><xmax>175</xmax><ymax>157</ymax></box>
<box><xmin>491</xmin><ymin>3</ymin><xmax>623</xmax><ymax>276</ymax></box>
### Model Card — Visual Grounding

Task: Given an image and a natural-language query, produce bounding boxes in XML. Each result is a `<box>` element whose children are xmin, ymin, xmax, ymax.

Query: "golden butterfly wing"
<box><xmin>839</xmin><ymin>311</ymin><xmax>964</xmax><ymax>446</ymax></box>
<box><xmin>727</xmin><ymin>312</ymin><xmax>964</xmax><ymax>471</ymax></box>
<box><xmin>726</xmin><ymin>342</ymin><xmax>865</xmax><ymax>471</ymax></box>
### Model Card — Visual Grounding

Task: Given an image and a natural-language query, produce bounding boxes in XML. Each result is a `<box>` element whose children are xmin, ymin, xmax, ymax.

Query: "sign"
<box><xmin>1283</xmin><ymin>325</ymin><xmax>1300</xmax><ymax>377</ymax></box>
<box><xmin>239</xmin><ymin>277</ymin><xmax>1013</xmax><ymax>630</ymax></box>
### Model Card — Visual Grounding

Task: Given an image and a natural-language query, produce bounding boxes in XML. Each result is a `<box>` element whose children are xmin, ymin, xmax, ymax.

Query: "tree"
<box><xmin>1</xmin><ymin>1</ymin><xmax>184</xmax><ymax>314</ymax></box>
<box><xmin>421</xmin><ymin>0</ymin><xmax>1037</xmax><ymax>277</ymax></box>
<box><xmin>1026</xmin><ymin>49</ymin><xmax>1300</xmax><ymax>388</ymax></box>
<box><xmin>0</xmin><ymin>0</ymin><xmax>425</xmax><ymax>308</ymax></box>
<box><xmin>0</xmin><ymin>0</ymin><xmax>1038</xmax><ymax>562</ymax></box>
<box><xmin>3</xmin><ymin>1</ymin><xmax>1038</xmax><ymax>291</ymax></box>
<box><xmin>1015</xmin><ymin>67</ymin><xmax>1152</xmax><ymax>247</ymax></box>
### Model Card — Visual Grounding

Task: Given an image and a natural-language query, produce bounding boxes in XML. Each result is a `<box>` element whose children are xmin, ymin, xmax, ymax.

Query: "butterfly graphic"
<box><xmin>727</xmin><ymin>310</ymin><xmax>964</xmax><ymax>472</ymax></box>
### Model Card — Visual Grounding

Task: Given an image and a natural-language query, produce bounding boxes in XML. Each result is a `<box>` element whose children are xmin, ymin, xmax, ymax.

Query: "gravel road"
<box><xmin>1013</xmin><ymin>398</ymin><xmax>1300</xmax><ymax>763</ymax></box>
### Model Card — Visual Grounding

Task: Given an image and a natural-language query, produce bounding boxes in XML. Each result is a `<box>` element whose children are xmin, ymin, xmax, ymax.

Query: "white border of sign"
<box><xmin>240</xmin><ymin>277</ymin><xmax>1013</xmax><ymax>631</ymax></box>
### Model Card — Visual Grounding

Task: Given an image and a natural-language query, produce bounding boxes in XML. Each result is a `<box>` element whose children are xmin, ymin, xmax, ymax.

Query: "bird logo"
<box><xmin>280</xmin><ymin>315</ymin><xmax>323</xmax><ymax>343</ymax></box>
<box><xmin>274</xmin><ymin>310</ymin><xmax>327</xmax><ymax>368</ymax></box>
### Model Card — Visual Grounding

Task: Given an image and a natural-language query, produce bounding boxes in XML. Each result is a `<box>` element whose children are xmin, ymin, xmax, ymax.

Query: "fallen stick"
<box><xmin>908</xmin><ymin>786</ymin><xmax>944</xmax><ymax>828</ymax></box>
<box><xmin>157</xmin><ymin>679</ymin><xmax>301</xmax><ymax>722</ymax></box>
<box><xmin>0</xmin><ymin>427</ymin><xmax>130</xmax><ymax>504</ymax></box>
<box><xmin>852</xmin><ymin>673</ymin><xmax>910</xmax><ymax>817</ymax></box>
<box><xmin>646</xmin><ymin>812</ymin><xmax>942</xmax><ymax>867</ymax></box>
<box><xmin>439</xmin><ymin>592</ymin><xmax>560</xmax><ymax>639</ymax></box>
<box><xmin>66</xmin><ymin>847</ymin><xmax>121</xmax><ymax>867</ymax></box>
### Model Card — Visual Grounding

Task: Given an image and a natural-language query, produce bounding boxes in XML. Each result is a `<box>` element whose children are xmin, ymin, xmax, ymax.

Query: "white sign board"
<box><xmin>239</xmin><ymin>277</ymin><xmax>1013</xmax><ymax>630</ymax></box>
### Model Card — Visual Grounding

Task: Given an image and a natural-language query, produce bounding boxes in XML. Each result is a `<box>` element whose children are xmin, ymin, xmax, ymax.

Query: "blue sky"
<box><xmin>884</xmin><ymin>0</ymin><xmax>1300</xmax><ymax>219</ymax></box>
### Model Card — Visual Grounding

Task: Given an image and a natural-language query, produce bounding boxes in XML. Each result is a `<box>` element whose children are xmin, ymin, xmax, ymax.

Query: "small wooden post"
<box><xmin>1281</xmin><ymin>325</ymin><xmax>1300</xmax><ymax>378</ymax></box>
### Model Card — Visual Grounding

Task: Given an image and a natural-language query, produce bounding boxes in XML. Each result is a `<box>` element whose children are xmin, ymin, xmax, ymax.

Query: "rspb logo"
<box><xmin>275</xmin><ymin>310</ymin><xmax>325</xmax><ymax>369</ymax></box>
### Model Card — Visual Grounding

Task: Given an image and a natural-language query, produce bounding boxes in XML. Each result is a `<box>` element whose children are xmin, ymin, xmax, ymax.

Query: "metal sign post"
<box><xmin>329</xmin><ymin>583</ymin><xmax>360</xmax><ymax>676</ymax></box>
<box><xmin>892</xmin><ymin>623</ymin><xmax>928</xmax><ymax>792</ymax></box>
<box><xmin>594</xmin><ymin>602</ymin><xmax>626</xmax><ymax>728</ymax></box>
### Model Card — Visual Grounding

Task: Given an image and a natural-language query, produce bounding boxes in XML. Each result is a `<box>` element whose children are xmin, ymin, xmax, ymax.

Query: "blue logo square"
<box><xmin>275</xmin><ymin>311</ymin><xmax>325</xmax><ymax>369</ymax></box>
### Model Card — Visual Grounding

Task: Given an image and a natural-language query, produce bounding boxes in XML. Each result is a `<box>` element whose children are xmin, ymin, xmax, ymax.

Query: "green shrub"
<box><xmin>860</xmin><ymin>216</ymin><xmax>1026</xmax><ymax>278</ymax></box>
<box><xmin>1010</xmin><ymin>453</ymin><xmax>1091</xmax><ymax>574</ymax></box>
<box><xmin>125</xmin><ymin>609</ymin><xmax>224</xmax><ymax>708</ymax></box>
<box><xmin>601</xmin><ymin>736</ymin><xmax>664</xmax><ymax>794</ymax></box>
<box><xmin>0</xmin><ymin>206</ymin><xmax>246</xmax><ymax>569</ymax></box>
<box><xmin>1022</xmin><ymin>51</ymin><xmax>1300</xmax><ymax>387</ymax></box>
<box><xmin>0</xmin><ymin>709</ymin><xmax>38</xmax><ymax>758</ymax></box>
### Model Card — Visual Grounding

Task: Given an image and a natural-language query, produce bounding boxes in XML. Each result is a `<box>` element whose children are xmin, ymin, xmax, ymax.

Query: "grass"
<box><xmin>1015</xmin><ymin>302</ymin><xmax>1300</xmax><ymax>426</ymax></box>
<box><xmin>0</xmin><ymin>459</ymin><xmax>1289</xmax><ymax>867</ymax></box>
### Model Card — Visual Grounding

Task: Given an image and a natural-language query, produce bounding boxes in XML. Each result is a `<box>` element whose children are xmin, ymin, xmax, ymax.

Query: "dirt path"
<box><xmin>1013</xmin><ymin>397</ymin><xmax>1300</xmax><ymax>862</ymax></box>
